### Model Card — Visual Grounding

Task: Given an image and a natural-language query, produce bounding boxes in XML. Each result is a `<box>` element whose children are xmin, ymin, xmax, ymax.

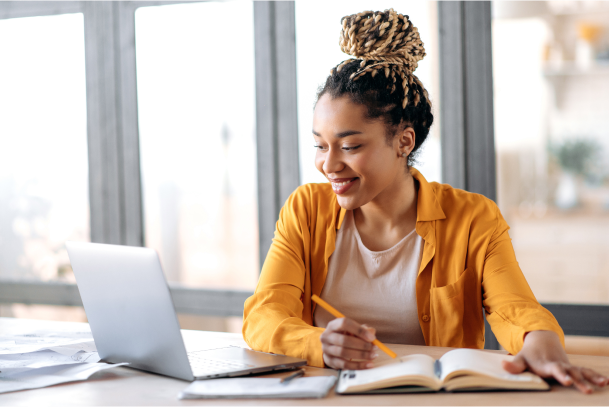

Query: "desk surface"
<box><xmin>1</xmin><ymin>317</ymin><xmax>609</xmax><ymax>406</ymax></box>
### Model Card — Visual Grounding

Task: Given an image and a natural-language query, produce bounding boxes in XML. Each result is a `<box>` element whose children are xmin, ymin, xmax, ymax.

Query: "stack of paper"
<box><xmin>0</xmin><ymin>325</ymin><xmax>126</xmax><ymax>394</ymax></box>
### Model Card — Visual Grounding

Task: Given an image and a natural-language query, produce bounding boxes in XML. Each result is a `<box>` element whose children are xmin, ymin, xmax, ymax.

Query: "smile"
<box><xmin>330</xmin><ymin>178</ymin><xmax>358</xmax><ymax>194</ymax></box>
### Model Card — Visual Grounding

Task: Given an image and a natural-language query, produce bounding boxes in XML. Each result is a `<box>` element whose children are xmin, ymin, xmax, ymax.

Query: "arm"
<box><xmin>481</xmin><ymin>204</ymin><xmax>564</xmax><ymax>353</ymax></box>
<box><xmin>242</xmin><ymin>185</ymin><xmax>378</xmax><ymax>369</ymax></box>
<box><xmin>242</xmin><ymin>186</ymin><xmax>325</xmax><ymax>366</ymax></box>
<box><xmin>482</xmin><ymin>204</ymin><xmax>608</xmax><ymax>392</ymax></box>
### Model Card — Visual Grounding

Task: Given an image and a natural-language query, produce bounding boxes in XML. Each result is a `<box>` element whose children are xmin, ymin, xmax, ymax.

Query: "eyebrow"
<box><xmin>312</xmin><ymin>130</ymin><xmax>363</xmax><ymax>139</ymax></box>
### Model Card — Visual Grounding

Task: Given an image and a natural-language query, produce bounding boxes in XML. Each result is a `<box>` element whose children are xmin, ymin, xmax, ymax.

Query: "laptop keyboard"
<box><xmin>187</xmin><ymin>350</ymin><xmax>255</xmax><ymax>376</ymax></box>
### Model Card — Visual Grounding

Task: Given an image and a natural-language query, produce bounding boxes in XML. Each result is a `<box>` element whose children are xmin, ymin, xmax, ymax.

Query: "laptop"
<box><xmin>65</xmin><ymin>241</ymin><xmax>306</xmax><ymax>381</ymax></box>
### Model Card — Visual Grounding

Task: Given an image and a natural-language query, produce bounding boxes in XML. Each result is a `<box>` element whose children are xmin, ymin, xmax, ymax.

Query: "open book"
<box><xmin>336</xmin><ymin>349</ymin><xmax>549</xmax><ymax>394</ymax></box>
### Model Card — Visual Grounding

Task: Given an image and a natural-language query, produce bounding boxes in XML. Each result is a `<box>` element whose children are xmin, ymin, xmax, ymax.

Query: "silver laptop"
<box><xmin>66</xmin><ymin>241</ymin><xmax>306</xmax><ymax>381</ymax></box>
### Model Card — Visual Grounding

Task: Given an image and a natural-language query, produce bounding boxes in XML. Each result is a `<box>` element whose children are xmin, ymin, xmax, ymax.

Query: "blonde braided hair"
<box><xmin>317</xmin><ymin>9</ymin><xmax>434</xmax><ymax>165</ymax></box>
<box><xmin>334</xmin><ymin>9</ymin><xmax>429</xmax><ymax>110</ymax></box>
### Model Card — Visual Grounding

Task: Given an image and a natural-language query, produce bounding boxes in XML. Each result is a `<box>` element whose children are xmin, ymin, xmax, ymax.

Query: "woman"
<box><xmin>243</xmin><ymin>9</ymin><xmax>607</xmax><ymax>393</ymax></box>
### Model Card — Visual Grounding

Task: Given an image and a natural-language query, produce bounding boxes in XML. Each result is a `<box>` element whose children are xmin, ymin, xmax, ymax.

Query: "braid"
<box><xmin>317</xmin><ymin>8</ymin><xmax>434</xmax><ymax>166</ymax></box>
<box><xmin>335</xmin><ymin>9</ymin><xmax>428</xmax><ymax>109</ymax></box>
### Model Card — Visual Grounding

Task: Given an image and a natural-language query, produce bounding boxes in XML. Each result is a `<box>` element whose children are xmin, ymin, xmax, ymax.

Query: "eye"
<box><xmin>314</xmin><ymin>144</ymin><xmax>327</xmax><ymax>151</ymax></box>
<box><xmin>342</xmin><ymin>145</ymin><xmax>362</xmax><ymax>151</ymax></box>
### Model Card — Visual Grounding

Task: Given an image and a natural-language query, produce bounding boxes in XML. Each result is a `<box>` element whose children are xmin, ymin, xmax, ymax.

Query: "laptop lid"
<box><xmin>66</xmin><ymin>241</ymin><xmax>195</xmax><ymax>381</ymax></box>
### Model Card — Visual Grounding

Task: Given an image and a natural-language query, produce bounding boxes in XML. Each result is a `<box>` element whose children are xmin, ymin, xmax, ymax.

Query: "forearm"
<box><xmin>243</xmin><ymin>291</ymin><xmax>325</xmax><ymax>367</ymax></box>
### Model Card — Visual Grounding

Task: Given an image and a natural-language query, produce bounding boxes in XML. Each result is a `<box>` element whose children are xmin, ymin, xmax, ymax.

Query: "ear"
<box><xmin>396</xmin><ymin>126</ymin><xmax>416</xmax><ymax>158</ymax></box>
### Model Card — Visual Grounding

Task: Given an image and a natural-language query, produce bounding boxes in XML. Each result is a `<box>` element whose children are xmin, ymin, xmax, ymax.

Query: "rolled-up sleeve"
<box><xmin>482</xmin><ymin>205</ymin><xmax>565</xmax><ymax>355</ymax></box>
<box><xmin>242</xmin><ymin>186</ymin><xmax>325</xmax><ymax>367</ymax></box>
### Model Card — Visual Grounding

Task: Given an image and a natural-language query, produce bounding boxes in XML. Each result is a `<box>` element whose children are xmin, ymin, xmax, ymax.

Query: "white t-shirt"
<box><xmin>313</xmin><ymin>210</ymin><xmax>426</xmax><ymax>345</ymax></box>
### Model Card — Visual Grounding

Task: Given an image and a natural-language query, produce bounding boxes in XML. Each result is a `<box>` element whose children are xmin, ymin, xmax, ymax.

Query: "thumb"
<box><xmin>502</xmin><ymin>354</ymin><xmax>527</xmax><ymax>374</ymax></box>
<box><xmin>361</xmin><ymin>324</ymin><xmax>376</xmax><ymax>339</ymax></box>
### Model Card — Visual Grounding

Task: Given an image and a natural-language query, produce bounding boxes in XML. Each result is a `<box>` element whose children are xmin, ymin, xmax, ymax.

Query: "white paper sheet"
<box><xmin>0</xmin><ymin>349</ymin><xmax>101</xmax><ymax>377</ymax></box>
<box><xmin>47</xmin><ymin>341</ymin><xmax>97</xmax><ymax>356</ymax></box>
<box><xmin>0</xmin><ymin>362</ymin><xmax>127</xmax><ymax>394</ymax></box>
<box><xmin>0</xmin><ymin>331</ymin><xmax>94</xmax><ymax>355</ymax></box>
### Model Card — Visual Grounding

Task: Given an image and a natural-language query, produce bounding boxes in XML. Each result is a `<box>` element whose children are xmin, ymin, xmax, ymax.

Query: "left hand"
<box><xmin>502</xmin><ymin>330</ymin><xmax>608</xmax><ymax>394</ymax></box>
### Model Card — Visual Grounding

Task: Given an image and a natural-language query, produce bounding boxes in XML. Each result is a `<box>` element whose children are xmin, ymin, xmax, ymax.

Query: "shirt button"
<box><xmin>422</xmin><ymin>315</ymin><xmax>430</xmax><ymax>322</ymax></box>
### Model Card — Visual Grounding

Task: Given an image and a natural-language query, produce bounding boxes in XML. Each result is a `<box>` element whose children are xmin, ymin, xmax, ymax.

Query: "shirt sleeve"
<box><xmin>242</xmin><ymin>186</ymin><xmax>325</xmax><ymax>367</ymax></box>
<box><xmin>482</xmin><ymin>204</ymin><xmax>565</xmax><ymax>354</ymax></box>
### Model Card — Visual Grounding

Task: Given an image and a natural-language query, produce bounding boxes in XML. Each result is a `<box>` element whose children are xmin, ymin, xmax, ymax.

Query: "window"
<box><xmin>493</xmin><ymin>1</ymin><xmax>609</xmax><ymax>306</ymax></box>
<box><xmin>0</xmin><ymin>13</ymin><xmax>89</xmax><ymax>283</ymax></box>
<box><xmin>135</xmin><ymin>2</ymin><xmax>259</xmax><ymax>290</ymax></box>
<box><xmin>295</xmin><ymin>1</ymin><xmax>442</xmax><ymax>185</ymax></box>
<box><xmin>492</xmin><ymin>1</ymin><xmax>609</xmax><ymax>354</ymax></box>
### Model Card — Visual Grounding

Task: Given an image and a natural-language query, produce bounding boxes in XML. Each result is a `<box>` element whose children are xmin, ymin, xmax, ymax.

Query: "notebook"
<box><xmin>178</xmin><ymin>376</ymin><xmax>338</xmax><ymax>399</ymax></box>
<box><xmin>336</xmin><ymin>349</ymin><xmax>549</xmax><ymax>394</ymax></box>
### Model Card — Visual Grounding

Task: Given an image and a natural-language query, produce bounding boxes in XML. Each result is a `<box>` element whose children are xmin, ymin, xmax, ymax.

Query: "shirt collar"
<box><xmin>411</xmin><ymin>167</ymin><xmax>446</xmax><ymax>222</ymax></box>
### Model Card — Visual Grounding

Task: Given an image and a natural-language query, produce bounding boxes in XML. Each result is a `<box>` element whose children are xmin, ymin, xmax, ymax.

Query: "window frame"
<box><xmin>0</xmin><ymin>0</ymin><xmax>299</xmax><ymax>316</ymax></box>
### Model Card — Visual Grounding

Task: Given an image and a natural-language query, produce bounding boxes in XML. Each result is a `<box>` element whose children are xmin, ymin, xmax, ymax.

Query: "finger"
<box><xmin>361</xmin><ymin>324</ymin><xmax>376</xmax><ymax>336</ymax></box>
<box><xmin>581</xmin><ymin>367</ymin><xmax>609</xmax><ymax>387</ymax></box>
<box><xmin>324</xmin><ymin>354</ymin><xmax>374</xmax><ymax>370</ymax></box>
<box><xmin>326</xmin><ymin>318</ymin><xmax>376</xmax><ymax>342</ymax></box>
<box><xmin>566</xmin><ymin>367</ymin><xmax>593</xmax><ymax>394</ymax></box>
<box><xmin>323</xmin><ymin>344</ymin><xmax>378</xmax><ymax>361</ymax></box>
<box><xmin>326</xmin><ymin>318</ymin><xmax>376</xmax><ymax>341</ymax></box>
<box><xmin>502</xmin><ymin>355</ymin><xmax>527</xmax><ymax>374</ymax></box>
<box><xmin>548</xmin><ymin>362</ymin><xmax>573</xmax><ymax>386</ymax></box>
<box><xmin>321</xmin><ymin>331</ymin><xmax>375</xmax><ymax>352</ymax></box>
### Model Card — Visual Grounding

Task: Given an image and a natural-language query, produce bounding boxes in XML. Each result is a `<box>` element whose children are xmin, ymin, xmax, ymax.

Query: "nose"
<box><xmin>322</xmin><ymin>146</ymin><xmax>345</xmax><ymax>176</ymax></box>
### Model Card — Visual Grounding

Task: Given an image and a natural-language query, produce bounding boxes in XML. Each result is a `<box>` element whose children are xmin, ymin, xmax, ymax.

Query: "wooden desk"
<box><xmin>1</xmin><ymin>317</ymin><xmax>609</xmax><ymax>406</ymax></box>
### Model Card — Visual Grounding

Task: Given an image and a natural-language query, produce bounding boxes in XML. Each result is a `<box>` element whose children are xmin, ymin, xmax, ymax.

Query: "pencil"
<box><xmin>311</xmin><ymin>294</ymin><xmax>397</xmax><ymax>359</ymax></box>
<box><xmin>280</xmin><ymin>368</ymin><xmax>305</xmax><ymax>383</ymax></box>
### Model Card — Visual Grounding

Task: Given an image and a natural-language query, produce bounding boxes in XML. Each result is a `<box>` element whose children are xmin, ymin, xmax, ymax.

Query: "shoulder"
<box><xmin>432</xmin><ymin>182</ymin><xmax>499</xmax><ymax>222</ymax></box>
<box><xmin>281</xmin><ymin>183</ymin><xmax>338</xmax><ymax>222</ymax></box>
<box><xmin>288</xmin><ymin>182</ymin><xmax>334</xmax><ymax>202</ymax></box>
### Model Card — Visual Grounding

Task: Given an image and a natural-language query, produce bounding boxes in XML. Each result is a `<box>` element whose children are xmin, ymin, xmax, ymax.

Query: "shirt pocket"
<box><xmin>429</xmin><ymin>268</ymin><xmax>483</xmax><ymax>348</ymax></box>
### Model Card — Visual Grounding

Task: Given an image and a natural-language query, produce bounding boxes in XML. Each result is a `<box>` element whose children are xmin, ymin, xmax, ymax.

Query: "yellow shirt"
<box><xmin>243</xmin><ymin>168</ymin><xmax>564</xmax><ymax>367</ymax></box>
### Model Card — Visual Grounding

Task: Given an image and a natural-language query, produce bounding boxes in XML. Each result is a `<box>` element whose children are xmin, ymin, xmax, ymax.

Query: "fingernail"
<box><xmin>565</xmin><ymin>375</ymin><xmax>572</xmax><ymax>384</ymax></box>
<box><xmin>366</xmin><ymin>362</ymin><xmax>374</xmax><ymax>368</ymax></box>
<box><xmin>596</xmin><ymin>377</ymin><xmax>606</xmax><ymax>384</ymax></box>
<box><xmin>372</xmin><ymin>353</ymin><xmax>378</xmax><ymax>359</ymax></box>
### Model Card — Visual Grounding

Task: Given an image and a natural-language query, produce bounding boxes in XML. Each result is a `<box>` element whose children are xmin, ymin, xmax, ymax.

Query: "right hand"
<box><xmin>320</xmin><ymin>317</ymin><xmax>378</xmax><ymax>370</ymax></box>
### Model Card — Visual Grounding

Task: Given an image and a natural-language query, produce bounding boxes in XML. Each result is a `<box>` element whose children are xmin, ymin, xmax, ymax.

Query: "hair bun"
<box><xmin>339</xmin><ymin>9</ymin><xmax>425</xmax><ymax>74</ymax></box>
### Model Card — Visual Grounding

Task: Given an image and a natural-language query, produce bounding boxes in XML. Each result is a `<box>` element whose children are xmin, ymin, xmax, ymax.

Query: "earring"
<box><xmin>402</xmin><ymin>153</ymin><xmax>407</xmax><ymax>158</ymax></box>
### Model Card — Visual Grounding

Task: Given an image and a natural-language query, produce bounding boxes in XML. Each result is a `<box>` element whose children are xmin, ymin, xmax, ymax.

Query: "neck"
<box><xmin>354</xmin><ymin>169</ymin><xmax>418</xmax><ymax>232</ymax></box>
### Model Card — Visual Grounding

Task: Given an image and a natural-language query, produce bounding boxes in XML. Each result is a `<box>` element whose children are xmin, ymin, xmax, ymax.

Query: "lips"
<box><xmin>329</xmin><ymin>178</ymin><xmax>358</xmax><ymax>195</ymax></box>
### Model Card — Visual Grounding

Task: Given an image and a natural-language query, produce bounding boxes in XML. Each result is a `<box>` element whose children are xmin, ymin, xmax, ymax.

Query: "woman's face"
<box><xmin>313</xmin><ymin>94</ymin><xmax>414</xmax><ymax>210</ymax></box>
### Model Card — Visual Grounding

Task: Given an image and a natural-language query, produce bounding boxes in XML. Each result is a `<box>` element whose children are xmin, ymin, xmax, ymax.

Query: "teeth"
<box><xmin>331</xmin><ymin>179</ymin><xmax>355</xmax><ymax>188</ymax></box>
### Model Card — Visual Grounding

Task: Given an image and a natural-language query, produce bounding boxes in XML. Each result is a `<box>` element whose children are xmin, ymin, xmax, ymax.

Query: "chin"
<box><xmin>336</xmin><ymin>195</ymin><xmax>363</xmax><ymax>211</ymax></box>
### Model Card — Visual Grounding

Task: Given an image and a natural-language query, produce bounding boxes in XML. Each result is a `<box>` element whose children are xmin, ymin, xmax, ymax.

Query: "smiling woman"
<box><xmin>243</xmin><ymin>8</ymin><xmax>608</xmax><ymax>394</ymax></box>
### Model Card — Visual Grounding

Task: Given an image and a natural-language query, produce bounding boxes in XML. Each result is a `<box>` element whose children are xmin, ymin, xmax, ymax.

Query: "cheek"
<box><xmin>354</xmin><ymin>151</ymin><xmax>396</xmax><ymax>184</ymax></box>
<box><xmin>355</xmin><ymin>152</ymin><xmax>391</xmax><ymax>180</ymax></box>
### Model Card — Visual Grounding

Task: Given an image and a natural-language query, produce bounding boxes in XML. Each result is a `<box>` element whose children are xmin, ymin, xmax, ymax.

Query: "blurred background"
<box><xmin>0</xmin><ymin>1</ymin><xmax>608</xmax><ymax>355</ymax></box>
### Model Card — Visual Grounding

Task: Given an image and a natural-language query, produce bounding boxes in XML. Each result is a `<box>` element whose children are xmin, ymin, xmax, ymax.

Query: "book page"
<box><xmin>336</xmin><ymin>354</ymin><xmax>440</xmax><ymax>393</ymax></box>
<box><xmin>439</xmin><ymin>349</ymin><xmax>539</xmax><ymax>383</ymax></box>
